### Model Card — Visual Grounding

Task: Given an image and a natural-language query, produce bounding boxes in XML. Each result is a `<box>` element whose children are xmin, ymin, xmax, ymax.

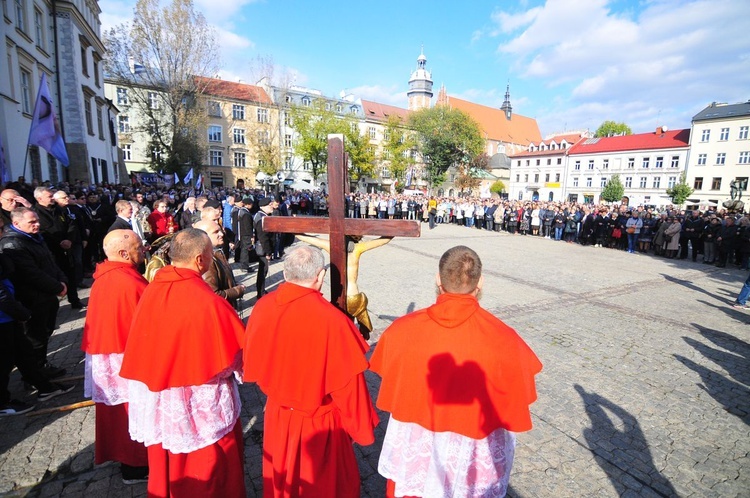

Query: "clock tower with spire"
<box><xmin>407</xmin><ymin>49</ymin><xmax>433</xmax><ymax>111</ymax></box>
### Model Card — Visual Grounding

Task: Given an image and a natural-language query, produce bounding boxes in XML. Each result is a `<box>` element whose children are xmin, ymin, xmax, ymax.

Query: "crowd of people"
<box><xmin>0</xmin><ymin>174</ymin><xmax>747</xmax><ymax>496</ymax></box>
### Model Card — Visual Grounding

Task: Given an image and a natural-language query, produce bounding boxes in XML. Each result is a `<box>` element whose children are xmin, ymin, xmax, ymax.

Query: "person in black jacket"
<box><xmin>716</xmin><ymin>216</ymin><xmax>740</xmax><ymax>268</ymax></box>
<box><xmin>253</xmin><ymin>197</ymin><xmax>278</xmax><ymax>299</ymax></box>
<box><xmin>679</xmin><ymin>210</ymin><xmax>704</xmax><ymax>261</ymax></box>
<box><xmin>0</xmin><ymin>207</ymin><xmax>68</xmax><ymax>378</ymax></box>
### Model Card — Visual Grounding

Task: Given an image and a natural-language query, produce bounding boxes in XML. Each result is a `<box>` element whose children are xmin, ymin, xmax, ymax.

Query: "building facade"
<box><xmin>566</xmin><ymin>127</ymin><xmax>690</xmax><ymax>206</ymax></box>
<box><xmin>684</xmin><ymin>101</ymin><xmax>750</xmax><ymax>206</ymax></box>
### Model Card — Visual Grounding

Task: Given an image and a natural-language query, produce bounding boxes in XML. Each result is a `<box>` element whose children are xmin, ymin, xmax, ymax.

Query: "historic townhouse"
<box><xmin>684</xmin><ymin>101</ymin><xmax>750</xmax><ymax>206</ymax></box>
<box><xmin>509</xmin><ymin>132</ymin><xmax>589</xmax><ymax>202</ymax></box>
<box><xmin>1</xmin><ymin>0</ymin><xmax>118</xmax><ymax>183</ymax></box>
<box><xmin>566</xmin><ymin>127</ymin><xmax>690</xmax><ymax>206</ymax></box>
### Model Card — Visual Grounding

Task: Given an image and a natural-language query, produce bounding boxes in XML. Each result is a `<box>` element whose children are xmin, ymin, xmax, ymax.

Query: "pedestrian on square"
<box><xmin>732</xmin><ymin>270</ymin><xmax>750</xmax><ymax>310</ymax></box>
<box><xmin>370</xmin><ymin>245</ymin><xmax>542</xmax><ymax>498</ymax></box>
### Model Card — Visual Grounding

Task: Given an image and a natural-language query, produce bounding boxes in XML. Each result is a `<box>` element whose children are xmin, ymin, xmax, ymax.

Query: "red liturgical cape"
<box><xmin>370</xmin><ymin>292</ymin><xmax>542</xmax><ymax>439</ymax></box>
<box><xmin>244</xmin><ymin>282</ymin><xmax>378</xmax><ymax>498</ymax></box>
<box><xmin>81</xmin><ymin>260</ymin><xmax>147</xmax><ymax>355</ymax></box>
<box><xmin>120</xmin><ymin>265</ymin><xmax>243</xmax><ymax>391</ymax></box>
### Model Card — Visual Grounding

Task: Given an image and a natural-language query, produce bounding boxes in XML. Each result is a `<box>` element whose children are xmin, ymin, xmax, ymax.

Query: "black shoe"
<box><xmin>70</xmin><ymin>301</ymin><xmax>85</xmax><ymax>310</ymax></box>
<box><xmin>40</xmin><ymin>363</ymin><xmax>66</xmax><ymax>379</ymax></box>
<box><xmin>38</xmin><ymin>383</ymin><xmax>74</xmax><ymax>402</ymax></box>
<box><xmin>245</xmin><ymin>267</ymin><xmax>256</xmax><ymax>274</ymax></box>
<box><xmin>0</xmin><ymin>399</ymin><xmax>35</xmax><ymax>416</ymax></box>
<box><xmin>77</xmin><ymin>282</ymin><xmax>91</xmax><ymax>289</ymax></box>
<box><xmin>121</xmin><ymin>464</ymin><xmax>149</xmax><ymax>484</ymax></box>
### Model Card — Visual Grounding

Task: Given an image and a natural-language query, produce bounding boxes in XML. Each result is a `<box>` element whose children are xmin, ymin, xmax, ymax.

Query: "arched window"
<box><xmin>548</xmin><ymin>192</ymin><xmax>554</xmax><ymax>201</ymax></box>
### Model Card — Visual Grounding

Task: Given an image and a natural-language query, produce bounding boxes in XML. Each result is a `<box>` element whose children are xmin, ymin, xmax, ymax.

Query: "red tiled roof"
<box><xmin>514</xmin><ymin>133</ymin><xmax>587</xmax><ymax>157</ymax></box>
<box><xmin>360</xmin><ymin>100</ymin><xmax>410</xmax><ymax>123</ymax></box>
<box><xmin>512</xmin><ymin>148</ymin><xmax>567</xmax><ymax>158</ymax></box>
<box><xmin>194</xmin><ymin>76</ymin><xmax>272</xmax><ymax>104</ymax></box>
<box><xmin>569</xmin><ymin>129</ymin><xmax>690</xmax><ymax>155</ymax></box>
<box><xmin>536</xmin><ymin>133</ymin><xmax>586</xmax><ymax>146</ymax></box>
<box><xmin>438</xmin><ymin>95</ymin><xmax>542</xmax><ymax>146</ymax></box>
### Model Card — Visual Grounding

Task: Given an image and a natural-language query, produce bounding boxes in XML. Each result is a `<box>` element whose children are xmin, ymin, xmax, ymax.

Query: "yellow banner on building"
<box><xmin>545</xmin><ymin>182</ymin><xmax>561</xmax><ymax>188</ymax></box>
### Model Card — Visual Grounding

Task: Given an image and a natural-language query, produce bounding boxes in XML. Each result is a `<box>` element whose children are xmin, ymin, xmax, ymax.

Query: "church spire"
<box><xmin>407</xmin><ymin>48</ymin><xmax>433</xmax><ymax>111</ymax></box>
<box><xmin>500</xmin><ymin>83</ymin><xmax>512</xmax><ymax>120</ymax></box>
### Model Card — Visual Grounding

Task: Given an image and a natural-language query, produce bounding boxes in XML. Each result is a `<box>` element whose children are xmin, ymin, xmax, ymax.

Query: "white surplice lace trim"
<box><xmin>378</xmin><ymin>417</ymin><xmax>516</xmax><ymax>498</ymax></box>
<box><xmin>127</xmin><ymin>355</ymin><xmax>242</xmax><ymax>454</ymax></box>
<box><xmin>84</xmin><ymin>353</ymin><xmax>130</xmax><ymax>406</ymax></box>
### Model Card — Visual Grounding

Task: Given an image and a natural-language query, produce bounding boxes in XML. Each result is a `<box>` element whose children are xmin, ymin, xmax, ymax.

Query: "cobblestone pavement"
<box><xmin>1</xmin><ymin>223</ymin><xmax>748</xmax><ymax>497</ymax></box>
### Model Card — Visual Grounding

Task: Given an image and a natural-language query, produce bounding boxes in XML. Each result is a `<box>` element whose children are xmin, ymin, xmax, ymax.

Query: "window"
<box><xmin>301</xmin><ymin>97</ymin><xmax>311</xmax><ymax>107</ymax></box>
<box><xmin>670</xmin><ymin>156</ymin><xmax>679</xmax><ymax>168</ymax></box>
<box><xmin>555</xmin><ymin>173</ymin><xmax>560</xmax><ymax>182</ymax></box>
<box><xmin>515</xmin><ymin>174</ymin><xmax>520</xmax><ymax>182</ymax></box>
<box><xmin>557</xmin><ymin>158</ymin><xmax>562</xmax><ymax>165</ymax></box>
<box><xmin>368</xmin><ymin>127</ymin><xmax>376</xmax><ymax>139</ymax></box>
<box><xmin>642</xmin><ymin>157</ymin><xmax>650</xmax><ymax>168</ymax></box>
<box><xmin>701</xmin><ymin>129</ymin><xmax>710</xmax><ymax>142</ymax></box>
<box><xmin>350</xmin><ymin>122</ymin><xmax>358</xmax><ymax>134</ymax></box>
<box><xmin>666</xmin><ymin>176</ymin><xmax>676</xmax><ymax>188</ymax></box>
<box><xmin>524</xmin><ymin>174</ymin><xmax>529</xmax><ymax>182</ymax></box>
<box><xmin>545</xmin><ymin>173</ymin><xmax>550</xmax><ymax>182</ymax></box>
<box><xmin>33</xmin><ymin>8</ymin><xmax>44</xmax><ymax>47</ymax></box>
<box><xmin>547</xmin><ymin>159</ymin><xmax>551</xmax><ymax>165</ymax></box>
<box><xmin>536</xmin><ymin>159</ymin><xmax>541</xmax><ymax>166</ymax></box>
<box><xmin>384</xmin><ymin>129</ymin><xmax>391</xmax><ymax>141</ymax></box>
<box><xmin>118</xmin><ymin>115</ymin><xmax>130</xmax><ymax>133</ymax></box>
<box><xmin>336</xmin><ymin>104</ymin><xmax>342</xmax><ymax>113</ymax></box>
<box><xmin>739</xmin><ymin>151</ymin><xmax>750</xmax><ymax>164</ymax></box>
<box><xmin>122</xmin><ymin>144</ymin><xmax>132</xmax><ymax>161</ymax></box>
<box><xmin>381</xmin><ymin>168</ymin><xmax>391</xmax><ymax>179</ymax></box>
<box><xmin>209</xmin><ymin>150</ymin><xmax>223</xmax><ymax>166</ymax></box>
<box><xmin>740</xmin><ymin>126</ymin><xmax>749</xmax><ymax>140</ymax></box>
<box><xmin>96</xmin><ymin>104</ymin><xmax>104</xmax><ymax>139</ymax></box>
<box><xmin>350</xmin><ymin>106</ymin><xmax>358</xmax><ymax>114</ymax></box>
<box><xmin>711</xmin><ymin>177</ymin><xmax>721</xmax><ymax>190</ymax></box>
<box><xmin>574</xmin><ymin>160</ymin><xmax>580</xmax><ymax>171</ymax></box>
<box><xmin>588</xmin><ymin>160</ymin><xmax>594</xmax><ymax>170</ymax></box>
<box><xmin>284</xmin><ymin>156</ymin><xmax>293</xmax><ymax>170</ymax></box>
<box><xmin>257</xmin><ymin>130</ymin><xmax>270</xmax><ymax>145</ymax></box>
<box><xmin>639</xmin><ymin>177</ymin><xmax>647</xmax><ymax>188</ymax></box>
<box><xmin>586</xmin><ymin>177</ymin><xmax>592</xmax><ymax>188</ymax></box>
<box><xmin>572</xmin><ymin>177</ymin><xmax>579</xmax><ymax>187</ymax></box>
<box><xmin>233</xmin><ymin>152</ymin><xmax>246</xmax><ymax>168</ymax></box>
<box><xmin>80</xmin><ymin>43</ymin><xmax>88</xmax><ymax>76</ymax></box>
<box><xmin>93</xmin><ymin>58</ymin><xmax>100</xmax><ymax>87</ymax></box>
<box><xmin>116</xmin><ymin>87</ymin><xmax>128</xmax><ymax>105</ymax></box>
<box><xmin>697</xmin><ymin>153</ymin><xmax>707</xmax><ymax>165</ymax></box>
<box><xmin>693</xmin><ymin>177</ymin><xmax>702</xmax><ymax>190</ymax></box>
<box><xmin>284</xmin><ymin>95</ymin><xmax>292</xmax><ymax>103</ymax></box>
<box><xmin>720</xmin><ymin>128</ymin><xmax>729</xmax><ymax>141</ymax></box>
<box><xmin>534</xmin><ymin>174</ymin><xmax>539</xmax><ymax>183</ymax></box>
<box><xmin>716</xmin><ymin>153</ymin><xmax>726</xmax><ymax>165</ymax></box>
<box><xmin>84</xmin><ymin>97</ymin><xmax>94</xmax><ymax>135</ymax></box>
<box><xmin>233</xmin><ymin>104</ymin><xmax>245</xmax><ymax>120</ymax></box>
<box><xmin>284</xmin><ymin>134</ymin><xmax>292</xmax><ymax>148</ymax></box>
<box><xmin>15</xmin><ymin>0</ymin><xmax>26</xmax><ymax>32</ymax></box>
<box><xmin>257</xmin><ymin>108</ymin><xmax>268</xmax><ymax>123</ymax></box>
<box><xmin>627</xmin><ymin>157</ymin><xmax>635</xmax><ymax>169</ymax></box>
<box><xmin>19</xmin><ymin>68</ymin><xmax>32</xmax><ymax>114</ymax></box>
<box><xmin>602</xmin><ymin>159</ymin><xmax>609</xmax><ymax>169</ymax></box>
<box><xmin>655</xmin><ymin>157</ymin><xmax>663</xmax><ymax>168</ymax></box>
<box><xmin>601</xmin><ymin>177</ymin><xmax>607</xmax><ymax>188</ymax></box>
<box><xmin>653</xmin><ymin>177</ymin><xmax>661</xmax><ymax>189</ymax></box>
<box><xmin>283</xmin><ymin>112</ymin><xmax>291</xmax><ymax>126</ymax></box>
<box><xmin>233</xmin><ymin>128</ymin><xmax>245</xmax><ymax>144</ymax></box>
<box><xmin>207</xmin><ymin>100</ymin><xmax>221</xmax><ymax>117</ymax></box>
<box><xmin>208</xmin><ymin>125</ymin><xmax>222</xmax><ymax>142</ymax></box>
<box><xmin>625</xmin><ymin>176</ymin><xmax>633</xmax><ymax>188</ymax></box>
<box><xmin>148</xmin><ymin>92</ymin><xmax>159</xmax><ymax>109</ymax></box>
<box><xmin>526</xmin><ymin>160</ymin><xmax>530</xmax><ymax>166</ymax></box>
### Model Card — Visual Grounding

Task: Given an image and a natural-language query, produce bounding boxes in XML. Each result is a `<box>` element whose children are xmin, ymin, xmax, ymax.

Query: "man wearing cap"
<box><xmin>253</xmin><ymin>197</ymin><xmax>277</xmax><ymax>299</ymax></box>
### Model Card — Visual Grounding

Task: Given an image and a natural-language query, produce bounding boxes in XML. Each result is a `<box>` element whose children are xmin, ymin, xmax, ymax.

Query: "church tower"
<box><xmin>500</xmin><ymin>84</ymin><xmax>513</xmax><ymax>120</ymax></box>
<box><xmin>407</xmin><ymin>49</ymin><xmax>433</xmax><ymax>111</ymax></box>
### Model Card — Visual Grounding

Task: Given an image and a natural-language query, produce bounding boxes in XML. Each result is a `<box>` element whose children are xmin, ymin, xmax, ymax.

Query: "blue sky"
<box><xmin>101</xmin><ymin>0</ymin><xmax>750</xmax><ymax>137</ymax></box>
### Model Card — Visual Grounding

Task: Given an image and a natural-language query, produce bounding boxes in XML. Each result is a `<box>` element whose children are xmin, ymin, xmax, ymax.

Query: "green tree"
<box><xmin>601</xmin><ymin>174</ymin><xmax>625</xmax><ymax>202</ymax></box>
<box><xmin>409</xmin><ymin>106</ymin><xmax>484</xmax><ymax>189</ymax></box>
<box><xmin>594</xmin><ymin>120</ymin><xmax>633</xmax><ymax>138</ymax></box>
<box><xmin>104</xmin><ymin>0</ymin><xmax>220</xmax><ymax>177</ymax></box>
<box><xmin>344</xmin><ymin>128</ymin><xmax>376</xmax><ymax>183</ymax></box>
<box><xmin>666</xmin><ymin>173</ymin><xmax>694</xmax><ymax>205</ymax></box>
<box><xmin>490</xmin><ymin>180</ymin><xmax>506</xmax><ymax>195</ymax></box>
<box><xmin>381</xmin><ymin>115</ymin><xmax>417</xmax><ymax>184</ymax></box>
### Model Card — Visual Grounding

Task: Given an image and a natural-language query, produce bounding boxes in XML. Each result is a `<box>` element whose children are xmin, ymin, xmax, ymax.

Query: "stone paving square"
<box><xmin>0</xmin><ymin>223</ymin><xmax>748</xmax><ymax>497</ymax></box>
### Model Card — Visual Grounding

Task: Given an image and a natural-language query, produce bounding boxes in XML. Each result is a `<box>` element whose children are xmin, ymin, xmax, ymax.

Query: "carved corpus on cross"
<box><xmin>263</xmin><ymin>134</ymin><xmax>421</xmax><ymax>312</ymax></box>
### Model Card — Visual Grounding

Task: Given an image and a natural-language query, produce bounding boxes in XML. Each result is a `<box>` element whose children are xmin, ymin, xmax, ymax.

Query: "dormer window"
<box><xmin>302</xmin><ymin>97</ymin><xmax>311</xmax><ymax>107</ymax></box>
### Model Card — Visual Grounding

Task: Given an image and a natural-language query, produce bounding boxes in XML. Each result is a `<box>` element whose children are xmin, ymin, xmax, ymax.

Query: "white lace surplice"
<box><xmin>127</xmin><ymin>357</ymin><xmax>242</xmax><ymax>454</ymax></box>
<box><xmin>84</xmin><ymin>352</ymin><xmax>131</xmax><ymax>406</ymax></box>
<box><xmin>378</xmin><ymin>417</ymin><xmax>516</xmax><ymax>498</ymax></box>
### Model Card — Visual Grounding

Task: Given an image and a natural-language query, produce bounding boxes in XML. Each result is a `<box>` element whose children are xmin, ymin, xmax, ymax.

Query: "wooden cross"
<box><xmin>263</xmin><ymin>134</ymin><xmax>421</xmax><ymax>311</ymax></box>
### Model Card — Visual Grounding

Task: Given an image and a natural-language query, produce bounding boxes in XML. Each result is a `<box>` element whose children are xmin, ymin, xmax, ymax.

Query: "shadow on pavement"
<box><xmin>574</xmin><ymin>384</ymin><xmax>676</xmax><ymax>497</ymax></box>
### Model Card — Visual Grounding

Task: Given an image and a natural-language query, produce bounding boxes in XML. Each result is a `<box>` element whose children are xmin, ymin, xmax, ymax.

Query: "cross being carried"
<box><xmin>263</xmin><ymin>135</ymin><xmax>421</xmax><ymax>338</ymax></box>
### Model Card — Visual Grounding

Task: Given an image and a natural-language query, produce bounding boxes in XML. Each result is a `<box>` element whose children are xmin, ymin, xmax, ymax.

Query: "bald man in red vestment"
<box><xmin>244</xmin><ymin>244</ymin><xmax>378</xmax><ymax>497</ymax></box>
<box><xmin>81</xmin><ymin>229</ymin><xmax>149</xmax><ymax>484</ymax></box>
<box><xmin>370</xmin><ymin>245</ymin><xmax>542</xmax><ymax>498</ymax></box>
<box><xmin>120</xmin><ymin>229</ymin><xmax>246</xmax><ymax>498</ymax></box>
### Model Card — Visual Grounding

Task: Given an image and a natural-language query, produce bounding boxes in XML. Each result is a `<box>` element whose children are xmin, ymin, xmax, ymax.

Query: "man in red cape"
<box><xmin>370</xmin><ymin>245</ymin><xmax>542</xmax><ymax>498</ymax></box>
<box><xmin>244</xmin><ymin>244</ymin><xmax>378</xmax><ymax>497</ymax></box>
<box><xmin>120</xmin><ymin>229</ymin><xmax>246</xmax><ymax>498</ymax></box>
<box><xmin>81</xmin><ymin>229</ymin><xmax>148</xmax><ymax>483</ymax></box>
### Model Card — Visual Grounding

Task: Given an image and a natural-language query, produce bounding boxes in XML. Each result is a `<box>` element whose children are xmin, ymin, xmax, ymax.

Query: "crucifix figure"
<box><xmin>263</xmin><ymin>135</ymin><xmax>421</xmax><ymax>339</ymax></box>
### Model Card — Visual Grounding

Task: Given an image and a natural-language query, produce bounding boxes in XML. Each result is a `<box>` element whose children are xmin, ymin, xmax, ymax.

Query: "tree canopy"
<box><xmin>104</xmin><ymin>0</ymin><xmax>219</xmax><ymax>176</ymax></box>
<box><xmin>594</xmin><ymin>120</ymin><xmax>632</xmax><ymax>138</ymax></box>
<box><xmin>601</xmin><ymin>174</ymin><xmax>625</xmax><ymax>202</ymax></box>
<box><xmin>380</xmin><ymin>115</ymin><xmax>417</xmax><ymax>184</ymax></box>
<box><xmin>666</xmin><ymin>173</ymin><xmax>694</xmax><ymax>205</ymax></box>
<box><xmin>408</xmin><ymin>106</ymin><xmax>484</xmax><ymax>188</ymax></box>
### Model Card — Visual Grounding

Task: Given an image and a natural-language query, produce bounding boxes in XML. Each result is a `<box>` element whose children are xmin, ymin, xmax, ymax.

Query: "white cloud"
<box><xmin>99</xmin><ymin>0</ymin><xmax>136</xmax><ymax>31</ymax></box>
<box><xmin>347</xmin><ymin>85</ymin><xmax>407</xmax><ymax>107</ymax></box>
<box><xmin>193</xmin><ymin>0</ymin><xmax>260</xmax><ymax>24</ymax></box>
<box><xmin>489</xmin><ymin>0</ymin><xmax>750</xmax><ymax>134</ymax></box>
<box><xmin>215</xmin><ymin>27</ymin><xmax>254</xmax><ymax>51</ymax></box>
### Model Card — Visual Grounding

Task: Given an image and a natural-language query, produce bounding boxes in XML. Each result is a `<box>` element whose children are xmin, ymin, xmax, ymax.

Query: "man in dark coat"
<box><xmin>253</xmin><ymin>197</ymin><xmax>277</xmax><ymax>299</ymax></box>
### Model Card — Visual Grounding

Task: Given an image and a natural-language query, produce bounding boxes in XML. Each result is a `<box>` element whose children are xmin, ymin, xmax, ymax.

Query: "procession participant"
<box><xmin>244</xmin><ymin>245</ymin><xmax>378</xmax><ymax>497</ymax></box>
<box><xmin>193</xmin><ymin>220</ymin><xmax>245</xmax><ymax>309</ymax></box>
<box><xmin>81</xmin><ymin>229</ymin><xmax>148</xmax><ymax>483</ymax></box>
<box><xmin>371</xmin><ymin>245</ymin><xmax>542</xmax><ymax>498</ymax></box>
<box><xmin>120</xmin><ymin>229</ymin><xmax>246</xmax><ymax>498</ymax></box>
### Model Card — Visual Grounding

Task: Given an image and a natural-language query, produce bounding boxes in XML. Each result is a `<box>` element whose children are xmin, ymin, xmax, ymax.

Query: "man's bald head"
<box><xmin>169</xmin><ymin>228</ymin><xmax>213</xmax><ymax>274</ymax></box>
<box><xmin>193</xmin><ymin>220</ymin><xmax>223</xmax><ymax>249</ymax></box>
<box><xmin>103</xmin><ymin>229</ymin><xmax>145</xmax><ymax>266</ymax></box>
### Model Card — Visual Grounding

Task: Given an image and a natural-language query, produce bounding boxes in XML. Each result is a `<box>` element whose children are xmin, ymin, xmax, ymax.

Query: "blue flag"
<box><xmin>183</xmin><ymin>167</ymin><xmax>194</xmax><ymax>184</ymax></box>
<box><xmin>28</xmin><ymin>74</ymin><xmax>69</xmax><ymax>166</ymax></box>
